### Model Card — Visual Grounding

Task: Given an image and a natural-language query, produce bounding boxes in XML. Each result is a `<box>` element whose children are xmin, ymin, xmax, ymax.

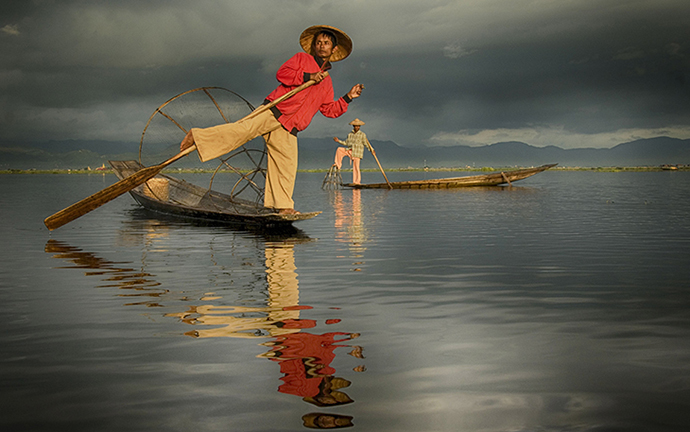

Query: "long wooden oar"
<box><xmin>44</xmin><ymin>73</ymin><xmax>328</xmax><ymax>231</ymax></box>
<box><xmin>44</xmin><ymin>146</ymin><xmax>198</xmax><ymax>230</ymax></box>
<box><xmin>367</xmin><ymin>139</ymin><xmax>392</xmax><ymax>189</ymax></box>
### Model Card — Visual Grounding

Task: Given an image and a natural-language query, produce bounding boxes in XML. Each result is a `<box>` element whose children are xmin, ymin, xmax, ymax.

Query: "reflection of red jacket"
<box><xmin>265</xmin><ymin>52</ymin><xmax>351</xmax><ymax>135</ymax></box>
<box><xmin>270</xmin><ymin>332</ymin><xmax>351</xmax><ymax>397</ymax></box>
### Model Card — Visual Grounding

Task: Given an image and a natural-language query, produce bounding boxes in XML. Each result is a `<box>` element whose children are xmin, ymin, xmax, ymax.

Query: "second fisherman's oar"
<box><xmin>367</xmin><ymin>139</ymin><xmax>392</xmax><ymax>189</ymax></box>
<box><xmin>44</xmin><ymin>73</ymin><xmax>328</xmax><ymax>231</ymax></box>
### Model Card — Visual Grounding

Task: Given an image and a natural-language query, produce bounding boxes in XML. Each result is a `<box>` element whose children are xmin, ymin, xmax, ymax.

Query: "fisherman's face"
<box><xmin>353</xmin><ymin>125</ymin><xmax>360</xmax><ymax>132</ymax></box>
<box><xmin>313</xmin><ymin>34</ymin><xmax>337</xmax><ymax>60</ymax></box>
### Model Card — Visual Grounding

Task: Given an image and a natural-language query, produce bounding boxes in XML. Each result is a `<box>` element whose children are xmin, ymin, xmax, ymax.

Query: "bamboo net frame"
<box><xmin>138</xmin><ymin>87</ymin><xmax>267</xmax><ymax>208</ymax></box>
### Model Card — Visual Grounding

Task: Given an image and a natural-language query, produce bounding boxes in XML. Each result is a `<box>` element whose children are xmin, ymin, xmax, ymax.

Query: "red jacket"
<box><xmin>265</xmin><ymin>52</ymin><xmax>351</xmax><ymax>135</ymax></box>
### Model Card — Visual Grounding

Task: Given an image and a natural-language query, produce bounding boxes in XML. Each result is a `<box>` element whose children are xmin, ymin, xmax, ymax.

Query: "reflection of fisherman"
<box><xmin>333</xmin><ymin>189</ymin><xmax>367</xmax><ymax>268</ymax></box>
<box><xmin>167</xmin><ymin>241</ymin><xmax>310</xmax><ymax>338</ymax></box>
<box><xmin>47</xmin><ymin>239</ymin><xmax>364</xmax><ymax>428</ymax></box>
<box><xmin>261</xmin><ymin>332</ymin><xmax>361</xmax><ymax>406</ymax></box>
<box><xmin>302</xmin><ymin>412</ymin><xmax>354</xmax><ymax>429</ymax></box>
<box><xmin>333</xmin><ymin>119</ymin><xmax>374</xmax><ymax>185</ymax></box>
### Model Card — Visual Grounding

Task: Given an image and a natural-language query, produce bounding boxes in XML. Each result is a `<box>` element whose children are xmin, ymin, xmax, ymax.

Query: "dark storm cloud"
<box><xmin>1</xmin><ymin>0</ymin><xmax>689</xmax><ymax>148</ymax></box>
<box><xmin>350</xmin><ymin>2</ymin><xmax>690</xmax><ymax>143</ymax></box>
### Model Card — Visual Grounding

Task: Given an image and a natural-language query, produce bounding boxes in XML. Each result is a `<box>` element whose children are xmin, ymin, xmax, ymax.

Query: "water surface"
<box><xmin>1</xmin><ymin>170</ymin><xmax>689</xmax><ymax>431</ymax></box>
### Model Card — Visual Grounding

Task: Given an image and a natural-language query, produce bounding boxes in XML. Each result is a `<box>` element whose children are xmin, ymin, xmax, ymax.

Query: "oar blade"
<box><xmin>44</xmin><ymin>164</ymin><xmax>162</xmax><ymax>230</ymax></box>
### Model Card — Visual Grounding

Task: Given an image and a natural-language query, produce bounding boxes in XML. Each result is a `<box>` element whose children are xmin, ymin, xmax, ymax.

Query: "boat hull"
<box><xmin>344</xmin><ymin>164</ymin><xmax>557</xmax><ymax>189</ymax></box>
<box><xmin>110</xmin><ymin>160</ymin><xmax>320</xmax><ymax>227</ymax></box>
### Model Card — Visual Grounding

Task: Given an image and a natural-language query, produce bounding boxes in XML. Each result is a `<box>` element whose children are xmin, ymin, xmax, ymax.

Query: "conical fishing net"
<box><xmin>139</xmin><ymin>87</ymin><xmax>267</xmax><ymax>205</ymax></box>
<box><xmin>322</xmin><ymin>164</ymin><xmax>343</xmax><ymax>190</ymax></box>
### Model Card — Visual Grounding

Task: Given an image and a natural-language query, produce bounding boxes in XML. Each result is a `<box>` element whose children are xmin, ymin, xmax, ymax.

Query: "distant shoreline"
<box><xmin>1</xmin><ymin>166</ymin><xmax>687</xmax><ymax>175</ymax></box>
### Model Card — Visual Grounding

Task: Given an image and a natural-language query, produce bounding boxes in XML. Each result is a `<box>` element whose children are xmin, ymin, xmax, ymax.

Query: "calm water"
<box><xmin>2</xmin><ymin>169</ymin><xmax>690</xmax><ymax>431</ymax></box>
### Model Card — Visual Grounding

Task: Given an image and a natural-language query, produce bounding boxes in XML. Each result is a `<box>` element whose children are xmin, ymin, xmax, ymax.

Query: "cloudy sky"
<box><xmin>1</xmin><ymin>0</ymin><xmax>689</xmax><ymax>149</ymax></box>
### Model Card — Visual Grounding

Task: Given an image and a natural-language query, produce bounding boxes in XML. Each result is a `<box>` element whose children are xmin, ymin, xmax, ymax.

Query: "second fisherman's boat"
<box><xmin>342</xmin><ymin>164</ymin><xmax>557</xmax><ymax>189</ymax></box>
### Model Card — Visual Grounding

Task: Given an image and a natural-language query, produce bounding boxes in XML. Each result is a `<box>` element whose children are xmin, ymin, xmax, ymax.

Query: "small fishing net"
<box><xmin>139</xmin><ymin>87</ymin><xmax>267</xmax><ymax>205</ymax></box>
<box><xmin>321</xmin><ymin>164</ymin><xmax>343</xmax><ymax>190</ymax></box>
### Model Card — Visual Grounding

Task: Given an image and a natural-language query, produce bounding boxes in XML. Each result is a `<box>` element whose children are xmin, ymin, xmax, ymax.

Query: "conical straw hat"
<box><xmin>300</xmin><ymin>25</ymin><xmax>352</xmax><ymax>62</ymax></box>
<box><xmin>349</xmin><ymin>118</ymin><xmax>365</xmax><ymax>126</ymax></box>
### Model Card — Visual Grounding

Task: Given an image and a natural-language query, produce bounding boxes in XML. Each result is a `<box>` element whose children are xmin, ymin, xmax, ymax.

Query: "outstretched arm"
<box><xmin>347</xmin><ymin>84</ymin><xmax>364</xmax><ymax>100</ymax></box>
<box><xmin>320</xmin><ymin>84</ymin><xmax>364</xmax><ymax>118</ymax></box>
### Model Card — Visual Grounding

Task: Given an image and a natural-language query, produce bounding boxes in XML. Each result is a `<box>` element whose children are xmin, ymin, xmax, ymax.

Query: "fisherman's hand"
<box><xmin>333</xmin><ymin>137</ymin><xmax>340</xmax><ymax>142</ymax></box>
<box><xmin>347</xmin><ymin>84</ymin><xmax>364</xmax><ymax>100</ymax></box>
<box><xmin>180</xmin><ymin>130</ymin><xmax>195</xmax><ymax>151</ymax></box>
<box><xmin>310</xmin><ymin>72</ymin><xmax>327</xmax><ymax>83</ymax></box>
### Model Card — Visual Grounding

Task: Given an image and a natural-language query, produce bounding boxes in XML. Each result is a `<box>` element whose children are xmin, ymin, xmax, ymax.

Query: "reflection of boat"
<box><xmin>124</xmin><ymin>206</ymin><xmax>315</xmax><ymax>243</ymax></box>
<box><xmin>46</xmin><ymin>236</ymin><xmax>364</xmax><ymax>426</ymax></box>
<box><xmin>110</xmin><ymin>160</ymin><xmax>320</xmax><ymax>227</ymax></box>
<box><xmin>45</xmin><ymin>240</ymin><xmax>165</xmax><ymax>306</ymax></box>
<box><xmin>343</xmin><ymin>163</ymin><xmax>557</xmax><ymax>189</ymax></box>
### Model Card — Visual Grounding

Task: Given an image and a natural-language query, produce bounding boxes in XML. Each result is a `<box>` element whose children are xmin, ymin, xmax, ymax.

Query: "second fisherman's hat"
<box><xmin>349</xmin><ymin>118</ymin><xmax>365</xmax><ymax>126</ymax></box>
<box><xmin>300</xmin><ymin>25</ymin><xmax>353</xmax><ymax>62</ymax></box>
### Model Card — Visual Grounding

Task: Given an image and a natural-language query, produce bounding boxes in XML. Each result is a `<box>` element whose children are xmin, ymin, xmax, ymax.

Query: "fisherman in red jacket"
<box><xmin>180</xmin><ymin>25</ymin><xmax>363</xmax><ymax>215</ymax></box>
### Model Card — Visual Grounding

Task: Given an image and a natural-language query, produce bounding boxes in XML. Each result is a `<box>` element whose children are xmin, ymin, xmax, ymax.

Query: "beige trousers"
<box><xmin>191</xmin><ymin>109</ymin><xmax>298</xmax><ymax>209</ymax></box>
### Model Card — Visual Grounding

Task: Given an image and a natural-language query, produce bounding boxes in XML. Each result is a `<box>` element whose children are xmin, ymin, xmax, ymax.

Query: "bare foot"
<box><xmin>180</xmin><ymin>131</ymin><xmax>195</xmax><ymax>151</ymax></box>
<box><xmin>277</xmin><ymin>208</ymin><xmax>301</xmax><ymax>215</ymax></box>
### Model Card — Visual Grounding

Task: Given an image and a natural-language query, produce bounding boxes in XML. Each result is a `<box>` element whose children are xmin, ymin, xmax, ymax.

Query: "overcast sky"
<box><xmin>1</xmin><ymin>0</ymin><xmax>689</xmax><ymax>149</ymax></box>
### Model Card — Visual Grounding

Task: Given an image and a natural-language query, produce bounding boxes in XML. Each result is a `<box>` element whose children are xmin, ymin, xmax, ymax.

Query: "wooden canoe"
<box><xmin>343</xmin><ymin>164</ymin><xmax>557</xmax><ymax>189</ymax></box>
<box><xmin>110</xmin><ymin>160</ymin><xmax>320</xmax><ymax>226</ymax></box>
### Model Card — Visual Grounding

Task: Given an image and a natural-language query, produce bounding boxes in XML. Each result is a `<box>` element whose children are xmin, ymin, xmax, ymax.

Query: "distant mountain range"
<box><xmin>1</xmin><ymin>136</ymin><xmax>689</xmax><ymax>170</ymax></box>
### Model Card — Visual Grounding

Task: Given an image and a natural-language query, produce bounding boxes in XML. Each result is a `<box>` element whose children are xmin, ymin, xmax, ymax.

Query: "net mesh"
<box><xmin>321</xmin><ymin>164</ymin><xmax>344</xmax><ymax>190</ymax></box>
<box><xmin>139</xmin><ymin>87</ymin><xmax>267</xmax><ymax>205</ymax></box>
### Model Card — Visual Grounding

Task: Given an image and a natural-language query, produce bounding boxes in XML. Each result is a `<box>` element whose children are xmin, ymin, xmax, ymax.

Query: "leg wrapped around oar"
<box><xmin>322</xmin><ymin>164</ymin><xmax>344</xmax><ymax>190</ymax></box>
